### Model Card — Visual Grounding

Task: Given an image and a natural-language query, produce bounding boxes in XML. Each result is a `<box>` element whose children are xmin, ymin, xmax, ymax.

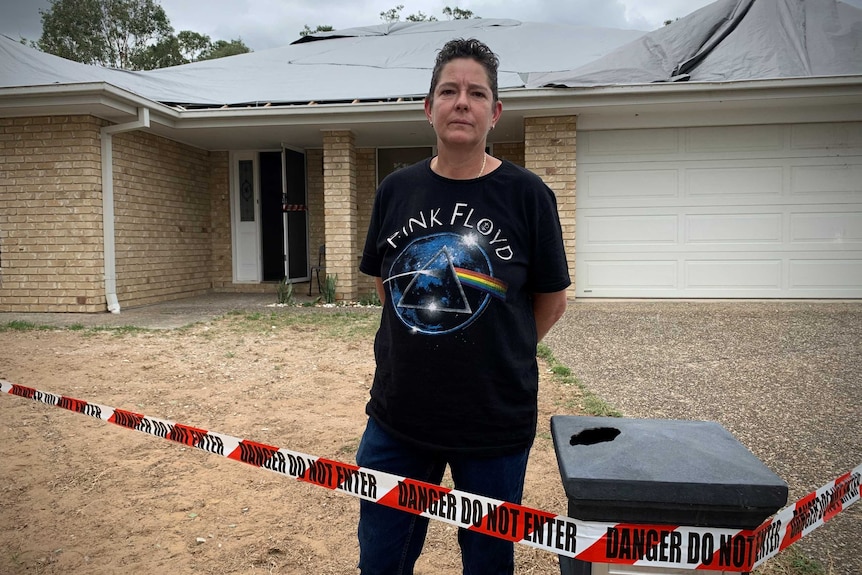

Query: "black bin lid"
<box><xmin>550</xmin><ymin>416</ymin><xmax>788</xmax><ymax>529</ymax></box>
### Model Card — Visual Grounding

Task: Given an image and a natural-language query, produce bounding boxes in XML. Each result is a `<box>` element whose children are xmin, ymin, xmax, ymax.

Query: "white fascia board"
<box><xmin>174</xmin><ymin>76</ymin><xmax>862</xmax><ymax>129</ymax></box>
<box><xmin>0</xmin><ymin>82</ymin><xmax>180</xmax><ymax>126</ymax></box>
<box><xmin>503</xmin><ymin>76</ymin><xmax>862</xmax><ymax>112</ymax></box>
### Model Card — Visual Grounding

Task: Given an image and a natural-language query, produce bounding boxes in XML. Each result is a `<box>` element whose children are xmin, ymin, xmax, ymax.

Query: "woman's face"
<box><xmin>425</xmin><ymin>57</ymin><xmax>502</xmax><ymax>150</ymax></box>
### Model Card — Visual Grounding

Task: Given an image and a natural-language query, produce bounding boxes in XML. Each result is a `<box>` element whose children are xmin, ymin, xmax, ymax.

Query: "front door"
<box><xmin>283</xmin><ymin>148</ymin><xmax>309</xmax><ymax>280</ymax></box>
<box><xmin>259</xmin><ymin>150</ymin><xmax>309</xmax><ymax>282</ymax></box>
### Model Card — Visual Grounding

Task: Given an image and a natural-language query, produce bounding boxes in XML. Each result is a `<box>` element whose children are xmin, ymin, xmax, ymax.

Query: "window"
<box><xmin>238</xmin><ymin>160</ymin><xmax>255</xmax><ymax>222</ymax></box>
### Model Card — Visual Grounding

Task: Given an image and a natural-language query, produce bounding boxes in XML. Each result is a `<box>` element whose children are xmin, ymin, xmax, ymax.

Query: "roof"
<box><xmin>2</xmin><ymin>0</ymin><xmax>858</xmax><ymax>111</ymax></box>
<box><xmin>0</xmin><ymin>19</ymin><xmax>644</xmax><ymax>108</ymax></box>
<box><xmin>527</xmin><ymin>0</ymin><xmax>862</xmax><ymax>87</ymax></box>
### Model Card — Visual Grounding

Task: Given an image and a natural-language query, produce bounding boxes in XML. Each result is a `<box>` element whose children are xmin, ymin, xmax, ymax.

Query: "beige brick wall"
<box><xmin>209</xmin><ymin>151</ymin><xmax>232</xmax><ymax>290</ymax></box>
<box><xmin>494</xmin><ymin>141</ymin><xmax>525</xmax><ymax>167</ymax></box>
<box><xmin>308</xmin><ymin>146</ymin><xmax>378</xmax><ymax>301</ymax></box>
<box><xmin>355</xmin><ymin>148</ymin><xmax>377</xmax><ymax>300</ymax></box>
<box><xmin>111</xmin><ymin>130</ymin><xmax>213</xmax><ymax>308</ymax></box>
<box><xmin>0</xmin><ymin>115</ymin><xmax>574</xmax><ymax>312</ymax></box>
<box><xmin>322</xmin><ymin>131</ymin><xmax>359</xmax><ymax>301</ymax></box>
<box><xmin>0</xmin><ymin>115</ymin><xmax>106</xmax><ymax>312</ymax></box>
<box><xmin>306</xmin><ymin>148</ymin><xmax>325</xmax><ymax>276</ymax></box>
<box><xmin>524</xmin><ymin>116</ymin><xmax>577</xmax><ymax>297</ymax></box>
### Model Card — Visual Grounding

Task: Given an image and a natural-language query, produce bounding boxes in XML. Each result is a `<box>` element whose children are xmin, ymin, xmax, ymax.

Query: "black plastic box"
<box><xmin>550</xmin><ymin>416</ymin><xmax>788</xmax><ymax>574</ymax></box>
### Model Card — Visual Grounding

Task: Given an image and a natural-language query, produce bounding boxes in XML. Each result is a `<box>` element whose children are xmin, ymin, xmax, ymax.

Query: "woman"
<box><xmin>357</xmin><ymin>38</ymin><xmax>570</xmax><ymax>575</ymax></box>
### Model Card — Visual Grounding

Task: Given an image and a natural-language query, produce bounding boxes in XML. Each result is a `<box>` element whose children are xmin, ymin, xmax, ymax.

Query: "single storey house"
<box><xmin>1</xmin><ymin>0</ymin><xmax>861</xmax><ymax>312</ymax></box>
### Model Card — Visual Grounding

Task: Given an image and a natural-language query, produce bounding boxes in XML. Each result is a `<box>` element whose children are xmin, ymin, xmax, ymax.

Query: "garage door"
<box><xmin>575</xmin><ymin>122</ymin><xmax>862</xmax><ymax>298</ymax></box>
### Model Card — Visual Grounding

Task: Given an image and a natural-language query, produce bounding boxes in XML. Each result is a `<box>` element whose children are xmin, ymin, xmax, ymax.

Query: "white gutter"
<box><xmin>100</xmin><ymin>107</ymin><xmax>150</xmax><ymax>313</ymax></box>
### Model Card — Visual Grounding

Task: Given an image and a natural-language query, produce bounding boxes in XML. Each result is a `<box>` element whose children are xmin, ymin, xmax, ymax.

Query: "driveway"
<box><xmin>544</xmin><ymin>300</ymin><xmax>862</xmax><ymax>574</ymax></box>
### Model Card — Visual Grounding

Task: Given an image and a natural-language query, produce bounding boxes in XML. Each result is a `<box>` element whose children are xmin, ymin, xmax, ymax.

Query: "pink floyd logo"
<box><xmin>385</xmin><ymin>233</ymin><xmax>508</xmax><ymax>335</ymax></box>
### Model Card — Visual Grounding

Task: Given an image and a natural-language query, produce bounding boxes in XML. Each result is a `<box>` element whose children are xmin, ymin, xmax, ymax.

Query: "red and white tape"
<box><xmin>2</xmin><ymin>380</ymin><xmax>858</xmax><ymax>571</ymax></box>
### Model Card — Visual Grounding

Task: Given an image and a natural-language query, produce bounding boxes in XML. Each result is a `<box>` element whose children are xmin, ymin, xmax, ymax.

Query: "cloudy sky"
<box><xmin>3</xmin><ymin>0</ymin><xmax>862</xmax><ymax>51</ymax></box>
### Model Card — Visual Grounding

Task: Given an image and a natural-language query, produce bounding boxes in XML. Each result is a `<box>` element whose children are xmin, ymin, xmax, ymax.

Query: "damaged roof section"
<box><xmin>1</xmin><ymin>0</ymin><xmax>861</xmax><ymax>110</ymax></box>
<box><xmin>528</xmin><ymin>0</ymin><xmax>862</xmax><ymax>87</ymax></box>
<box><xmin>0</xmin><ymin>18</ymin><xmax>644</xmax><ymax>108</ymax></box>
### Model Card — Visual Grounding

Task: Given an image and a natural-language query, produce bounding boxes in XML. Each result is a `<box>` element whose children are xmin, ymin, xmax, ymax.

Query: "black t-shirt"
<box><xmin>360</xmin><ymin>158</ymin><xmax>571</xmax><ymax>456</ymax></box>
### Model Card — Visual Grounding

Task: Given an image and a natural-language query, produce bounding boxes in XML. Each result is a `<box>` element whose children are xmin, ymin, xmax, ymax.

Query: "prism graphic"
<box><xmin>386</xmin><ymin>232</ymin><xmax>507</xmax><ymax>335</ymax></box>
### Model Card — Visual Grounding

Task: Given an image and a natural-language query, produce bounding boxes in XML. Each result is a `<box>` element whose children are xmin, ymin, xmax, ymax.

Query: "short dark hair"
<box><xmin>427</xmin><ymin>38</ymin><xmax>500</xmax><ymax>104</ymax></box>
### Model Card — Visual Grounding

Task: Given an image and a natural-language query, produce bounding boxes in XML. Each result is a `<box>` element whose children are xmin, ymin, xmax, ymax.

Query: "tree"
<box><xmin>37</xmin><ymin>0</ymin><xmax>251</xmax><ymax>70</ymax></box>
<box><xmin>39</xmin><ymin>0</ymin><xmax>173</xmax><ymax>69</ymax></box>
<box><xmin>406</xmin><ymin>11</ymin><xmax>436</xmax><ymax>22</ymax></box>
<box><xmin>442</xmin><ymin>6</ymin><xmax>477</xmax><ymax>20</ymax></box>
<box><xmin>198</xmin><ymin>39</ymin><xmax>251</xmax><ymax>61</ymax></box>
<box><xmin>380</xmin><ymin>5</ymin><xmax>404</xmax><ymax>23</ymax></box>
<box><xmin>176</xmin><ymin>30</ymin><xmax>212</xmax><ymax>61</ymax></box>
<box><xmin>135</xmin><ymin>35</ymin><xmax>184</xmax><ymax>69</ymax></box>
<box><xmin>379</xmin><ymin>5</ymin><xmax>476</xmax><ymax>23</ymax></box>
<box><xmin>300</xmin><ymin>24</ymin><xmax>335</xmax><ymax>37</ymax></box>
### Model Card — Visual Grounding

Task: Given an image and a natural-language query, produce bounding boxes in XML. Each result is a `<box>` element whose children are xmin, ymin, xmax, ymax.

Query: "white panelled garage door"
<box><xmin>575</xmin><ymin>122</ymin><xmax>862</xmax><ymax>298</ymax></box>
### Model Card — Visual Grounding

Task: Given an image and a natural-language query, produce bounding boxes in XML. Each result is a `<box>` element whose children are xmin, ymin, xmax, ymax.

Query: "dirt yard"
<box><xmin>0</xmin><ymin>308</ymin><xmax>576</xmax><ymax>574</ymax></box>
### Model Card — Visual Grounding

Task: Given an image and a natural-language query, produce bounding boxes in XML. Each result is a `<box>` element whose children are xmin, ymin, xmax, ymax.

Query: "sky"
<box><xmin>3</xmin><ymin>0</ymin><xmax>862</xmax><ymax>52</ymax></box>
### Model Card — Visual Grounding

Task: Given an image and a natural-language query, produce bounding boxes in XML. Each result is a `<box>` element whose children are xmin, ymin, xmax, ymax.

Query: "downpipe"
<box><xmin>100</xmin><ymin>107</ymin><xmax>150</xmax><ymax>313</ymax></box>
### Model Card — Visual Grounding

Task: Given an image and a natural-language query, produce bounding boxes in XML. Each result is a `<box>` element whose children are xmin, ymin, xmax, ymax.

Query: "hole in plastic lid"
<box><xmin>570</xmin><ymin>427</ymin><xmax>621</xmax><ymax>446</ymax></box>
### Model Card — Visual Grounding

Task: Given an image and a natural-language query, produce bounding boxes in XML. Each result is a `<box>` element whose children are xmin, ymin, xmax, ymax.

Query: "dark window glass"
<box><xmin>239</xmin><ymin>160</ymin><xmax>254</xmax><ymax>222</ymax></box>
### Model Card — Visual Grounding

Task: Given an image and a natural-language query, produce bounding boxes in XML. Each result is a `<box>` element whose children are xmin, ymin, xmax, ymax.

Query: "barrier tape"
<box><xmin>2</xmin><ymin>380</ymin><xmax>859</xmax><ymax>571</ymax></box>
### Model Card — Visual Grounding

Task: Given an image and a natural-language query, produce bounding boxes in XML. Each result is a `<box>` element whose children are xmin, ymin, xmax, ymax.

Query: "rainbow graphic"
<box><xmin>454</xmin><ymin>268</ymin><xmax>508</xmax><ymax>301</ymax></box>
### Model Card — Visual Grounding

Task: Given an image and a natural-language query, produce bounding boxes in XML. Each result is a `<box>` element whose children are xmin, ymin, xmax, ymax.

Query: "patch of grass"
<box><xmin>755</xmin><ymin>547</ymin><xmax>830</xmax><ymax>575</ymax></box>
<box><xmin>358</xmin><ymin>291</ymin><xmax>382</xmax><ymax>307</ymax></box>
<box><xmin>221</xmin><ymin>307</ymin><xmax>380</xmax><ymax>340</ymax></box>
<box><xmin>537</xmin><ymin>342</ymin><xmax>622</xmax><ymax>418</ymax></box>
<box><xmin>787</xmin><ymin>551</ymin><xmax>828</xmax><ymax>575</ymax></box>
<box><xmin>550</xmin><ymin>364</ymin><xmax>571</xmax><ymax>377</ymax></box>
<box><xmin>0</xmin><ymin>320</ymin><xmax>50</xmax><ymax>332</ymax></box>
<box><xmin>88</xmin><ymin>325</ymin><xmax>151</xmax><ymax>336</ymax></box>
<box><xmin>0</xmin><ymin>320</ymin><xmax>151</xmax><ymax>336</ymax></box>
<box><xmin>315</xmin><ymin>311</ymin><xmax>379</xmax><ymax>339</ymax></box>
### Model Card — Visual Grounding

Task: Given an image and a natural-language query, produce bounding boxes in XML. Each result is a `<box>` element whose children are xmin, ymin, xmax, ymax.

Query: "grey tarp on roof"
<box><xmin>527</xmin><ymin>0</ymin><xmax>862</xmax><ymax>87</ymax></box>
<box><xmin>0</xmin><ymin>18</ymin><xmax>645</xmax><ymax>107</ymax></box>
<box><xmin>2</xmin><ymin>0</ymin><xmax>860</xmax><ymax>108</ymax></box>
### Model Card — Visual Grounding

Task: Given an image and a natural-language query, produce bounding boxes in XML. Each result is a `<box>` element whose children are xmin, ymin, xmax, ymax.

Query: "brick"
<box><xmin>524</xmin><ymin>115</ymin><xmax>578</xmax><ymax>297</ymax></box>
<box><xmin>0</xmin><ymin>115</ymin><xmax>217</xmax><ymax>312</ymax></box>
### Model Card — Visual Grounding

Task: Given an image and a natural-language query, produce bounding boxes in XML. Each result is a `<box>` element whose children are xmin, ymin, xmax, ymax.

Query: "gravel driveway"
<box><xmin>544</xmin><ymin>300</ymin><xmax>862</xmax><ymax>575</ymax></box>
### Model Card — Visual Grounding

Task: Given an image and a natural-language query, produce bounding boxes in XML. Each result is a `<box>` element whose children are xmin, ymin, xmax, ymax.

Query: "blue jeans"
<box><xmin>356</xmin><ymin>418</ymin><xmax>530</xmax><ymax>575</ymax></box>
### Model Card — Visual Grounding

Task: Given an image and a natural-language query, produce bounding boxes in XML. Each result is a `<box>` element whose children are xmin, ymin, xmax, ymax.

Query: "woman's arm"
<box><xmin>375</xmin><ymin>277</ymin><xmax>386</xmax><ymax>304</ymax></box>
<box><xmin>533</xmin><ymin>290</ymin><xmax>568</xmax><ymax>342</ymax></box>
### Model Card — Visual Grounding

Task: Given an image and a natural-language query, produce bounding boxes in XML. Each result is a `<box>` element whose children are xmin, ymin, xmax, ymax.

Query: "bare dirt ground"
<box><xmin>0</xmin><ymin>308</ymin><xmax>573</xmax><ymax>574</ymax></box>
<box><xmin>0</xmin><ymin>303</ymin><xmax>851</xmax><ymax>575</ymax></box>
